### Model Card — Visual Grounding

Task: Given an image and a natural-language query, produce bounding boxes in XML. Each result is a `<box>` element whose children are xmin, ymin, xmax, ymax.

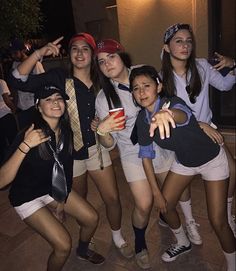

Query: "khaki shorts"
<box><xmin>170</xmin><ymin>147</ymin><xmax>229</xmax><ymax>181</ymax></box>
<box><xmin>14</xmin><ymin>194</ymin><xmax>54</xmax><ymax>220</ymax></box>
<box><xmin>73</xmin><ymin>144</ymin><xmax>112</xmax><ymax>177</ymax></box>
<box><xmin>121</xmin><ymin>148</ymin><xmax>174</xmax><ymax>183</ymax></box>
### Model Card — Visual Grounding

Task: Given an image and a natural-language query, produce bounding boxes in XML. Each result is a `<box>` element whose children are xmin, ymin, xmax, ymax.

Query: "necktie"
<box><xmin>118</xmin><ymin>83</ymin><xmax>130</xmax><ymax>92</ymax></box>
<box><xmin>65</xmin><ymin>79</ymin><xmax>83</xmax><ymax>151</ymax></box>
<box><xmin>48</xmin><ymin>139</ymin><xmax>68</xmax><ymax>202</ymax></box>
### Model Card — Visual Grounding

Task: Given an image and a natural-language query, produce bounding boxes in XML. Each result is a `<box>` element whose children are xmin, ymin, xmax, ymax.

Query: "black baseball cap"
<box><xmin>35</xmin><ymin>85</ymin><xmax>69</xmax><ymax>104</ymax></box>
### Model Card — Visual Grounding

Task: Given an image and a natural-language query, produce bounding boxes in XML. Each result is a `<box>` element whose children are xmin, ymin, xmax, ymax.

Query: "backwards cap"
<box><xmin>95</xmin><ymin>39</ymin><xmax>125</xmax><ymax>55</ymax></box>
<box><xmin>68</xmin><ymin>32</ymin><xmax>96</xmax><ymax>50</ymax></box>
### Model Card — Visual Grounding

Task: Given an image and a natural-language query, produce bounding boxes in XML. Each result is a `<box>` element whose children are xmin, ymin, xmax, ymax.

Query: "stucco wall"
<box><xmin>117</xmin><ymin>0</ymin><xmax>208</xmax><ymax>69</ymax></box>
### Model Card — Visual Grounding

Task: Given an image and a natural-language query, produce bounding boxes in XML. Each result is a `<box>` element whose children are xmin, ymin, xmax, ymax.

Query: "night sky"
<box><xmin>40</xmin><ymin>0</ymin><xmax>75</xmax><ymax>47</ymax></box>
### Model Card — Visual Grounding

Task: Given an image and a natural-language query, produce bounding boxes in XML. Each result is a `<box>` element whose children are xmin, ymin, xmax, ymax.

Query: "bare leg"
<box><xmin>204</xmin><ymin>180</ymin><xmax>235</xmax><ymax>252</ymax></box>
<box><xmin>129</xmin><ymin>179</ymin><xmax>153</xmax><ymax>228</ymax></box>
<box><xmin>161</xmin><ymin>172</ymin><xmax>194</xmax><ymax>228</ymax></box>
<box><xmin>223</xmin><ymin>144</ymin><xmax>235</xmax><ymax>198</ymax></box>
<box><xmin>24</xmin><ymin>207</ymin><xmax>72</xmax><ymax>271</ymax></box>
<box><xmin>73</xmin><ymin>173</ymin><xmax>88</xmax><ymax>199</ymax></box>
<box><xmin>62</xmin><ymin>190</ymin><xmax>99</xmax><ymax>241</ymax></box>
<box><xmin>89</xmin><ymin>165</ymin><xmax>121</xmax><ymax>231</ymax></box>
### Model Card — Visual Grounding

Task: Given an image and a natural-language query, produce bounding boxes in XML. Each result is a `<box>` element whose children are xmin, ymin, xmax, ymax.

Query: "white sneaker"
<box><xmin>186</xmin><ymin>220</ymin><xmax>202</xmax><ymax>245</ymax></box>
<box><xmin>229</xmin><ymin>215</ymin><xmax>236</xmax><ymax>238</ymax></box>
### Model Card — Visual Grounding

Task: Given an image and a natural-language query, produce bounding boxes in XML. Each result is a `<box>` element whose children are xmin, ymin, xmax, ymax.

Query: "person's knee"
<box><xmin>135</xmin><ymin>199</ymin><xmax>152</xmax><ymax>217</ymax></box>
<box><xmin>87</xmin><ymin>208</ymin><xmax>99</xmax><ymax>228</ymax></box>
<box><xmin>103</xmin><ymin>193</ymin><xmax>120</xmax><ymax>208</ymax></box>
<box><xmin>54</xmin><ymin>234</ymin><xmax>72</xmax><ymax>256</ymax></box>
<box><xmin>209</xmin><ymin>214</ymin><xmax>227</xmax><ymax>234</ymax></box>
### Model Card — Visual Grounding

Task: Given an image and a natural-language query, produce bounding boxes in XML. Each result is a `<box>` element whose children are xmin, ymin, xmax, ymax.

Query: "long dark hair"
<box><xmin>33</xmin><ymin>102</ymin><xmax>73</xmax><ymax>160</ymax></box>
<box><xmin>161</xmin><ymin>25</ymin><xmax>202</xmax><ymax>102</ymax></box>
<box><xmin>96</xmin><ymin>52</ymin><xmax>132</xmax><ymax>109</ymax></box>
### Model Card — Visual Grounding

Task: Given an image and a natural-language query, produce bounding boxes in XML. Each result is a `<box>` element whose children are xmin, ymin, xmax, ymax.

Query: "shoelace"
<box><xmin>167</xmin><ymin>244</ymin><xmax>186</xmax><ymax>256</ymax></box>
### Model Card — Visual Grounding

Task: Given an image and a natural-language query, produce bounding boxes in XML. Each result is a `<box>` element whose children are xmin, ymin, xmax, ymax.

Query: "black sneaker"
<box><xmin>161</xmin><ymin>243</ymin><xmax>191</xmax><ymax>262</ymax></box>
<box><xmin>77</xmin><ymin>248</ymin><xmax>105</xmax><ymax>265</ymax></box>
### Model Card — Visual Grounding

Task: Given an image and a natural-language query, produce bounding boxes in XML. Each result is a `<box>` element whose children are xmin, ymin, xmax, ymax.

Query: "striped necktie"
<box><xmin>65</xmin><ymin>78</ymin><xmax>83</xmax><ymax>151</ymax></box>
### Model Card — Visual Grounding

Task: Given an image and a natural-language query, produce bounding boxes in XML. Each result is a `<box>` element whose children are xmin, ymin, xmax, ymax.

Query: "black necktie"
<box><xmin>118</xmin><ymin>83</ymin><xmax>130</xmax><ymax>92</ymax></box>
<box><xmin>48</xmin><ymin>138</ymin><xmax>68</xmax><ymax>202</ymax></box>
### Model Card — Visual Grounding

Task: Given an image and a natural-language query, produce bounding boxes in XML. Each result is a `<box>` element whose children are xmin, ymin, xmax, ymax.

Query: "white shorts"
<box><xmin>14</xmin><ymin>194</ymin><xmax>54</xmax><ymax>220</ymax></box>
<box><xmin>121</xmin><ymin>146</ymin><xmax>174</xmax><ymax>182</ymax></box>
<box><xmin>170</xmin><ymin>147</ymin><xmax>229</xmax><ymax>181</ymax></box>
<box><xmin>73</xmin><ymin>144</ymin><xmax>112</xmax><ymax>177</ymax></box>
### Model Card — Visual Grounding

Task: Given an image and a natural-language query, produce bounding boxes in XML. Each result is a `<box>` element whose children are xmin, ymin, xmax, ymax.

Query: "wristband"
<box><xmin>23</xmin><ymin>141</ymin><xmax>31</xmax><ymax>149</ymax></box>
<box><xmin>18</xmin><ymin>147</ymin><xmax>28</xmax><ymax>154</ymax></box>
<box><xmin>97</xmin><ymin>128</ymin><xmax>108</xmax><ymax>136</ymax></box>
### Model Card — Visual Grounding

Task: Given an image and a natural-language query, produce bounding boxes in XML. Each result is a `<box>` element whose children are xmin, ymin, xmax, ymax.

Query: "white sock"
<box><xmin>223</xmin><ymin>251</ymin><xmax>236</xmax><ymax>271</ymax></box>
<box><xmin>179</xmin><ymin>199</ymin><xmax>194</xmax><ymax>223</ymax></box>
<box><xmin>170</xmin><ymin>225</ymin><xmax>190</xmax><ymax>246</ymax></box>
<box><xmin>112</xmin><ymin>229</ymin><xmax>126</xmax><ymax>248</ymax></box>
<box><xmin>227</xmin><ymin>197</ymin><xmax>233</xmax><ymax>222</ymax></box>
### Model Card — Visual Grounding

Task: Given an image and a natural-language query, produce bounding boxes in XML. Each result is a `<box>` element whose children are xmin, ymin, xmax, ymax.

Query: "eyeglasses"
<box><xmin>186</xmin><ymin>85</ymin><xmax>196</xmax><ymax>104</ymax></box>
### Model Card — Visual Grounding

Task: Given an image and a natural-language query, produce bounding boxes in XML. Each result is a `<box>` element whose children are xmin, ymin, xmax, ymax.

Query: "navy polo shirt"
<box><xmin>136</xmin><ymin>96</ymin><xmax>220</xmax><ymax>167</ymax></box>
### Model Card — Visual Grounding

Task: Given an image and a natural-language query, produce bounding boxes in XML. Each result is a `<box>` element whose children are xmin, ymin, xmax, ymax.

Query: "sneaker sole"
<box><xmin>187</xmin><ymin>235</ymin><xmax>203</xmax><ymax>245</ymax></box>
<box><xmin>161</xmin><ymin>247</ymin><xmax>192</xmax><ymax>262</ymax></box>
<box><xmin>77</xmin><ymin>255</ymin><xmax>105</xmax><ymax>265</ymax></box>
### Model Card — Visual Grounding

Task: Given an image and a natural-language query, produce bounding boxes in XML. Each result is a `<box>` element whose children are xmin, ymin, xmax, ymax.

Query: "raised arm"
<box><xmin>0</xmin><ymin>124</ymin><xmax>50</xmax><ymax>189</ymax></box>
<box><xmin>149</xmin><ymin>108</ymin><xmax>187</xmax><ymax>138</ymax></box>
<box><xmin>16</xmin><ymin>37</ymin><xmax>63</xmax><ymax>76</ymax></box>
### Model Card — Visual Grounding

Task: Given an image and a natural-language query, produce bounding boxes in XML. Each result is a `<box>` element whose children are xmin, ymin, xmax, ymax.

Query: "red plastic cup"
<box><xmin>109</xmin><ymin>107</ymin><xmax>125</xmax><ymax>129</ymax></box>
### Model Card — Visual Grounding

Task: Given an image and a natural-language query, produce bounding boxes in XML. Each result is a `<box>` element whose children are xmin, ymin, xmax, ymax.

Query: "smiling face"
<box><xmin>38</xmin><ymin>93</ymin><xmax>65</xmax><ymax>122</ymax></box>
<box><xmin>97</xmin><ymin>52</ymin><xmax>127</xmax><ymax>81</ymax></box>
<box><xmin>132</xmin><ymin>74</ymin><xmax>162</xmax><ymax>112</ymax></box>
<box><xmin>70</xmin><ymin>39</ymin><xmax>92</xmax><ymax>70</ymax></box>
<box><xmin>164</xmin><ymin>29</ymin><xmax>193</xmax><ymax>62</ymax></box>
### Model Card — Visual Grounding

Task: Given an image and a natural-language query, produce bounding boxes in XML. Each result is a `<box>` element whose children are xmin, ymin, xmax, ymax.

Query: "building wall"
<box><xmin>117</xmin><ymin>0</ymin><xmax>208</xmax><ymax>69</ymax></box>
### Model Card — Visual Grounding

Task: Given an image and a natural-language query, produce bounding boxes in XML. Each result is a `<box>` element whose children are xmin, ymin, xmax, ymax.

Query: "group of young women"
<box><xmin>0</xmin><ymin>23</ymin><xmax>235</xmax><ymax>271</ymax></box>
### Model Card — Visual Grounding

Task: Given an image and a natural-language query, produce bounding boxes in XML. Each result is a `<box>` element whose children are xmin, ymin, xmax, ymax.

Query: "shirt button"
<box><xmin>87</xmin><ymin>116</ymin><xmax>90</xmax><ymax>119</ymax></box>
<box><xmin>87</xmin><ymin>129</ymin><xmax>90</xmax><ymax>132</ymax></box>
<box><xmin>88</xmin><ymin>103</ymin><xmax>90</xmax><ymax>106</ymax></box>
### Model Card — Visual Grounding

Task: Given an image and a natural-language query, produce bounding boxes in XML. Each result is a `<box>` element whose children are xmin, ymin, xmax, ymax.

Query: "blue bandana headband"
<box><xmin>164</xmin><ymin>23</ymin><xmax>192</xmax><ymax>44</ymax></box>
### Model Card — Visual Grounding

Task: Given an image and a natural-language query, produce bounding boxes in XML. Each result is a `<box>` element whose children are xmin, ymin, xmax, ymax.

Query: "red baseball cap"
<box><xmin>95</xmin><ymin>39</ymin><xmax>125</xmax><ymax>55</ymax></box>
<box><xmin>68</xmin><ymin>32</ymin><xmax>96</xmax><ymax>50</ymax></box>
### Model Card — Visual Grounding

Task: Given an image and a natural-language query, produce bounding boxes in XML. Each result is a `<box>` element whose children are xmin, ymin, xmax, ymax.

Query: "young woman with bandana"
<box><xmin>160</xmin><ymin>23</ymin><xmax>236</xmax><ymax>237</ymax></box>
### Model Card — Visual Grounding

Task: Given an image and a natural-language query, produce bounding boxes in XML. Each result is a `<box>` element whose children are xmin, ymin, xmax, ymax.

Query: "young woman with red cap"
<box><xmin>93</xmin><ymin>39</ymin><xmax>174</xmax><ymax>269</ymax></box>
<box><xmin>9</xmin><ymin>33</ymin><xmax>133</xmax><ymax>263</ymax></box>
<box><xmin>160</xmin><ymin>23</ymin><xmax>236</xmax><ymax>238</ymax></box>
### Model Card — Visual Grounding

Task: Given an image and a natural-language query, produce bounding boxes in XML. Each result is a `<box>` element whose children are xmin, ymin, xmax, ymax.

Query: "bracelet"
<box><xmin>18</xmin><ymin>147</ymin><xmax>28</xmax><ymax>154</ymax></box>
<box><xmin>23</xmin><ymin>141</ymin><xmax>31</xmax><ymax>149</ymax></box>
<box><xmin>97</xmin><ymin>128</ymin><xmax>108</xmax><ymax>136</ymax></box>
